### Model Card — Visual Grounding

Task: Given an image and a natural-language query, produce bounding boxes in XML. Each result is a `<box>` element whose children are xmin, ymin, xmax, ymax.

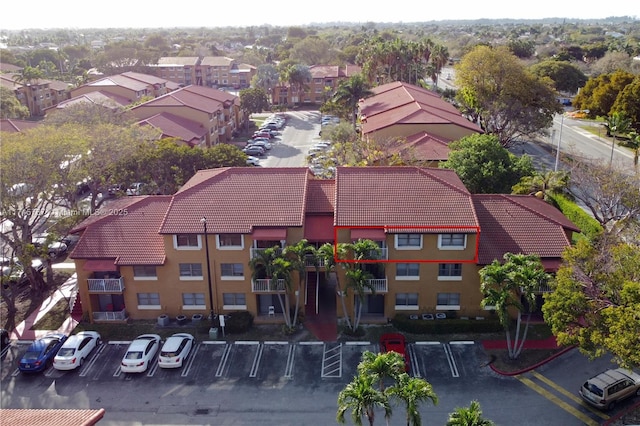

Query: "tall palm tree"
<box><xmin>332</xmin><ymin>74</ymin><xmax>373</xmax><ymax>130</ymax></box>
<box><xmin>337</xmin><ymin>373</ymin><xmax>392</xmax><ymax>426</ymax></box>
<box><xmin>283</xmin><ymin>239</ymin><xmax>314</xmax><ymax>327</ymax></box>
<box><xmin>446</xmin><ymin>401</ymin><xmax>495</xmax><ymax>426</ymax></box>
<box><xmin>346</xmin><ymin>239</ymin><xmax>382</xmax><ymax>331</ymax></box>
<box><xmin>282</xmin><ymin>64</ymin><xmax>311</xmax><ymax>107</ymax></box>
<box><xmin>317</xmin><ymin>242</ymin><xmax>352</xmax><ymax>329</ymax></box>
<box><xmin>357</xmin><ymin>351</ymin><xmax>405</xmax><ymax>391</ymax></box>
<box><xmin>511</xmin><ymin>169</ymin><xmax>569</xmax><ymax>201</ymax></box>
<box><xmin>480</xmin><ymin>253</ymin><xmax>550</xmax><ymax>359</ymax></box>
<box><xmin>387</xmin><ymin>373</ymin><xmax>439</xmax><ymax>426</ymax></box>
<box><xmin>248</xmin><ymin>246</ymin><xmax>292</xmax><ymax>327</ymax></box>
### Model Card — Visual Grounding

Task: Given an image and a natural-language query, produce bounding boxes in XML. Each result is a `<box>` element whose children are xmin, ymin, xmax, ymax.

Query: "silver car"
<box><xmin>579</xmin><ymin>368</ymin><xmax>640</xmax><ymax>410</ymax></box>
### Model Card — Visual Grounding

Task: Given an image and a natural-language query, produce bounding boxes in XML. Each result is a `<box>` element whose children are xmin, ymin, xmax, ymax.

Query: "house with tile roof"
<box><xmin>69</xmin><ymin>166</ymin><xmax>578</xmax><ymax>325</ymax></box>
<box><xmin>358</xmin><ymin>81</ymin><xmax>482</xmax><ymax>162</ymax></box>
<box><xmin>130</xmin><ymin>85</ymin><xmax>246</xmax><ymax>146</ymax></box>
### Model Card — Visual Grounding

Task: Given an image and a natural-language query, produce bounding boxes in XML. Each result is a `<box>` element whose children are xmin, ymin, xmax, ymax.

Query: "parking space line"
<box><xmin>147</xmin><ymin>355</ymin><xmax>160</xmax><ymax>377</ymax></box>
<box><xmin>284</xmin><ymin>344</ymin><xmax>295</xmax><ymax>379</ymax></box>
<box><xmin>414</xmin><ymin>341</ymin><xmax>441</xmax><ymax>345</ymax></box>
<box><xmin>345</xmin><ymin>341</ymin><xmax>370</xmax><ymax>346</ymax></box>
<box><xmin>530</xmin><ymin>371</ymin><xmax>609</xmax><ymax>420</ymax></box>
<box><xmin>249</xmin><ymin>343</ymin><xmax>264</xmax><ymax>378</ymax></box>
<box><xmin>449</xmin><ymin>341</ymin><xmax>475</xmax><ymax>345</ymax></box>
<box><xmin>516</xmin><ymin>375</ymin><xmax>600</xmax><ymax>426</ymax></box>
<box><xmin>321</xmin><ymin>343</ymin><xmax>342</xmax><ymax>378</ymax></box>
<box><xmin>299</xmin><ymin>341</ymin><xmax>323</xmax><ymax>345</ymax></box>
<box><xmin>181</xmin><ymin>342</ymin><xmax>200</xmax><ymax>377</ymax></box>
<box><xmin>79</xmin><ymin>343</ymin><xmax>106</xmax><ymax>377</ymax></box>
<box><xmin>443</xmin><ymin>344</ymin><xmax>459</xmax><ymax>377</ymax></box>
<box><xmin>215</xmin><ymin>344</ymin><xmax>232</xmax><ymax>377</ymax></box>
<box><xmin>407</xmin><ymin>344</ymin><xmax>420</xmax><ymax>377</ymax></box>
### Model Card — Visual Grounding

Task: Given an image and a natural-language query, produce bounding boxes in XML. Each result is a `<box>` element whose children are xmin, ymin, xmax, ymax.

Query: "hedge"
<box><xmin>391</xmin><ymin>314</ymin><xmax>503</xmax><ymax>334</ymax></box>
<box><xmin>550</xmin><ymin>193</ymin><xmax>603</xmax><ymax>241</ymax></box>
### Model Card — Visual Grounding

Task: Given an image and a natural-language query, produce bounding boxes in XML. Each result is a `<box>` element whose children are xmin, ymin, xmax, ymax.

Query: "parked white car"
<box><xmin>121</xmin><ymin>334</ymin><xmax>161</xmax><ymax>373</ymax></box>
<box><xmin>158</xmin><ymin>333</ymin><xmax>195</xmax><ymax>368</ymax></box>
<box><xmin>53</xmin><ymin>331</ymin><xmax>101</xmax><ymax>371</ymax></box>
<box><xmin>246</xmin><ymin>156</ymin><xmax>260</xmax><ymax>166</ymax></box>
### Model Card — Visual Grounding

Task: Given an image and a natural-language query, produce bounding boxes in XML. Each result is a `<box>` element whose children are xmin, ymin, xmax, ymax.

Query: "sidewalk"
<box><xmin>9</xmin><ymin>269</ymin><xmax>81</xmax><ymax>342</ymax></box>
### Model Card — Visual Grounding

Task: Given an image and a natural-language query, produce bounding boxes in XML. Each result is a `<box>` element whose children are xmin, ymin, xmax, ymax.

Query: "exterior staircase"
<box><xmin>70</xmin><ymin>293</ymin><xmax>83</xmax><ymax>321</ymax></box>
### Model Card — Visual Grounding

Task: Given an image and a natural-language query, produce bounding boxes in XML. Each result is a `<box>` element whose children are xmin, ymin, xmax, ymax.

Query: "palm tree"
<box><xmin>332</xmin><ymin>74</ymin><xmax>373</xmax><ymax>130</ymax></box>
<box><xmin>479</xmin><ymin>253</ymin><xmax>550</xmax><ymax>360</ymax></box>
<box><xmin>345</xmin><ymin>239</ymin><xmax>382</xmax><ymax>331</ymax></box>
<box><xmin>249</xmin><ymin>246</ymin><xmax>293</xmax><ymax>327</ymax></box>
<box><xmin>357</xmin><ymin>351</ymin><xmax>405</xmax><ymax>391</ymax></box>
<box><xmin>607</xmin><ymin>112</ymin><xmax>632</xmax><ymax>166</ymax></box>
<box><xmin>446</xmin><ymin>401</ymin><xmax>495</xmax><ymax>426</ymax></box>
<box><xmin>282</xmin><ymin>64</ymin><xmax>311</xmax><ymax>107</ymax></box>
<box><xmin>283</xmin><ymin>239</ymin><xmax>314</xmax><ymax>327</ymax></box>
<box><xmin>337</xmin><ymin>373</ymin><xmax>391</xmax><ymax>426</ymax></box>
<box><xmin>317</xmin><ymin>242</ymin><xmax>352</xmax><ymax>329</ymax></box>
<box><xmin>387</xmin><ymin>373</ymin><xmax>439</xmax><ymax>426</ymax></box>
<box><xmin>13</xmin><ymin>66</ymin><xmax>44</xmax><ymax>86</ymax></box>
<box><xmin>511</xmin><ymin>169</ymin><xmax>569</xmax><ymax>201</ymax></box>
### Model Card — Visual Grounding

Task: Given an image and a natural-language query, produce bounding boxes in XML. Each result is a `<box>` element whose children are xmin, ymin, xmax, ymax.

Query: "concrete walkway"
<box><xmin>9</xmin><ymin>270</ymin><xmax>80</xmax><ymax>342</ymax></box>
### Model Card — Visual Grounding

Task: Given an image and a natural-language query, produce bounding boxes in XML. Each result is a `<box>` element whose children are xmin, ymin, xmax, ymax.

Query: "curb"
<box><xmin>602</xmin><ymin>399</ymin><xmax>640</xmax><ymax>425</ymax></box>
<box><xmin>488</xmin><ymin>345</ymin><xmax>576</xmax><ymax>376</ymax></box>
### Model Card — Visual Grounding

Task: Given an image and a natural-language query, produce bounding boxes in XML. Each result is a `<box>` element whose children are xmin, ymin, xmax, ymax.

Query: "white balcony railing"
<box><xmin>252</xmin><ymin>278</ymin><xmax>286</xmax><ymax>293</ymax></box>
<box><xmin>87</xmin><ymin>277</ymin><xmax>125</xmax><ymax>293</ymax></box>
<box><xmin>365</xmin><ymin>279</ymin><xmax>388</xmax><ymax>293</ymax></box>
<box><xmin>305</xmin><ymin>255</ymin><xmax>326</xmax><ymax>268</ymax></box>
<box><xmin>250</xmin><ymin>247</ymin><xmax>284</xmax><ymax>259</ymax></box>
<box><xmin>92</xmin><ymin>308</ymin><xmax>127</xmax><ymax>321</ymax></box>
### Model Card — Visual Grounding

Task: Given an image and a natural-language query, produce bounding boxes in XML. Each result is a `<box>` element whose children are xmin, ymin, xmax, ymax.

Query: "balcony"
<box><xmin>370</xmin><ymin>248</ymin><xmax>388</xmax><ymax>260</ymax></box>
<box><xmin>87</xmin><ymin>277</ymin><xmax>124</xmax><ymax>293</ymax></box>
<box><xmin>252</xmin><ymin>278</ymin><xmax>286</xmax><ymax>293</ymax></box>
<box><xmin>92</xmin><ymin>308</ymin><xmax>127</xmax><ymax>322</ymax></box>
<box><xmin>364</xmin><ymin>278</ymin><xmax>388</xmax><ymax>293</ymax></box>
<box><xmin>305</xmin><ymin>255</ymin><xmax>326</xmax><ymax>268</ymax></box>
<box><xmin>250</xmin><ymin>247</ymin><xmax>283</xmax><ymax>259</ymax></box>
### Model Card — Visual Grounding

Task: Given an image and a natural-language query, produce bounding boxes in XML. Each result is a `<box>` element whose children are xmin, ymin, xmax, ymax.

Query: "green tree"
<box><xmin>542</xmin><ymin>239</ymin><xmax>640</xmax><ymax>369</ymax></box>
<box><xmin>480</xmin><ymin>253</ymin><xmax>550</xmax><ymax>360</ymax></box>
<box><xmin>337</xmin><ymin>373</ymin><xmax>391</xmax><ymax>426</ymax></box>
<box><xmin>455</xmin><ymin>45</ymin><xmax>562</xmax><ymax>147</ymax></box>
<box><xmin>283</xmin><ymin>239</ymin><xmax>315</xmax><ymax>328</ymax></box>
<box><xmin>331</xmin><ymin>74</ymin><xmax>373</xmax><ymax>129</ymax></box>
<box><xmin>240</xmin><ymin>87</ymin><xmax>270</xmax><ymax>115</ymax></box>
<box><xmin>282</xmin><ymin>64</ymin><xmax>311</xmax><ymax>107</ymax></box>
<box><xmin>529</xmin><ymin>60</ymin><xmax>587</xmax><ymax>93</ymax></box>
<box><xmin>0</xmin><ymin>86</ymin><xmax>29</xmax><ymax>119</ymax></box>
<box><xmin>611</xmin><ymin>75</ymin><xmax>640</xmax><ymax>132</ymax></box>
<box><xmin>572</xmin><ymin>70</ymin><xmax>635</xmax><ymax>119</ymax></box>
<box><xmin>511</xmin><ymin>169</ymin><xmax>569</xmax><ymax>201</ymax></box>
<box><xmin>248</xmin><ymin>246</ymin><xmax>294</xmax><ymax>328</ymax></box>
<box><xmin>440</xmin><ymin>134</ymin><xmax>535</xmax><ymax>194</ymax></box>
<box><xmin>623</xmin><ymin>131</ymin><xmax>640</xmax><ymax>174</ymax></box>
<box><xmin>387</xmin><ymin>373</ymin><xmax>438</xmax><ymax>426</ymax></box>
<box><xmin>13</xmin><ymin>65</ymin><xmax>44</xmax><ymax>85</ymax></box>
<box><xmin>606</xmin><ymin>111</ymin><xmax>632</xmax><ymax>165</ymax></box>
<box><xmin>344</xmin><ymin>239</ymin><xmax>382</xmax><ymax>332</ymax></box>
<box><xmin>358</xmin><ymin>351</ymin><xmax>406</xmax><ymax>391</ymax></box>
<box><xmin>446</xmin><ymin>401</ymin><xmax>495</xmax><ymax>426</ymax></box>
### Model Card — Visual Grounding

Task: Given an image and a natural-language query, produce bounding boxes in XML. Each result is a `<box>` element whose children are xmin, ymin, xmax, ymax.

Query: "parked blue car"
<box><xmin>19</xmin><ymin>333</ymin><xmax>67</xmax><ymax>373</ymax></box>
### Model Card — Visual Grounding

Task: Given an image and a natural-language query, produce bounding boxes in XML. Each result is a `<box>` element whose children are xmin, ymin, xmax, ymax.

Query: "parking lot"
<box><xmin>1</xmin><ymin>338</ymin><xmax>487</xmax><ymax>386</ymax></box>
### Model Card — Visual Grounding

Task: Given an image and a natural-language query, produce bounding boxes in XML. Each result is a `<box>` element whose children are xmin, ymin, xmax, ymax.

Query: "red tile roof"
<box><xmin>70</xmin><ymin>196</ymin><xmax>171</xmax><ymax>265</ymax></box>
<box><xmin>359</xmin><ymin>81</ymin><xmax>482</xmax><ymax>135</ymax></box>
<box><xmin>160</xmin><ymin>167</ymin><xmax>309</xmax><ymax>234</ymax></box>
<box><xmin>309</xmin><ymin>65</ymin><xmax>362</xmax><ymax>79</ymax></box>
<box><xmin>334</xmin><ymin>166</ymin><xmax>478</xmax><ymax>228</ymax></box>
<box><xmin>137</xmin><ymin>112</ymin><xmax>206</xmax><ymax>146</ymax></box>
<box><xmin>306</xmin><ymin>179</ymin><xmax>335</xmax><ymax>213</ymax></box>
<box><xmin>0</xmin><ymin>408</ymin><xmax>105</xmax><ymax>426</ymax></box>
<box><xmin>472</xmin><ymin>194</ymin><xmax>580</xmax><ymax>265</ymax></box>
<box><xmin>392</xmin><ymin>131</ymin><xmax>451</xmax><ymax>161</ymax></box>
<box><xmin>52</xmin><ymin>90</ymin><xmax>129</xmax><ymax>110</ymax></box>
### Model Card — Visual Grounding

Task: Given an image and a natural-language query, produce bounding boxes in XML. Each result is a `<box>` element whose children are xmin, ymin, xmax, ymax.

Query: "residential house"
<box><xmin>273</xmin><ymin>64</ymin><xmax>361</xmax><ymax>106</ymax></box>
<box><xmin>70</xmin><ymin>71</ymin><xmax>176</xmax><ymax>104</ymax></box>
<box><xmin>130</xmin><ymin>85</ymin><xmax>245</xmax><ymax>145</ymax></box>
<box><xmin>358</xmin><ymin>81</ymin><xmax>482</xmax><ymax>158</ymax></box>
<box><xmin>69</xmin><ymin>166</ymin><xmax>578</xmax><ymax>325</ymax></box>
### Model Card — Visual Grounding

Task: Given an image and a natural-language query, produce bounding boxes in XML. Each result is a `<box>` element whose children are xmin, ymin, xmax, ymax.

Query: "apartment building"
<box><xmin>70</xmin><ymin>71</ymin><xmax>176</xmax><ymax>103</ymax></box>
<box><xmin>69</xmin><ymin>166</ymin><xmax>579</xmax><ymax>325</ymax></box>
<box><xmin>155</xmin><ymin>56</ymin><xmax>256</xmax><ymax>90</ymax></box>
<box><xmin>130</xmin><ymin>85</ymin><xmax>246</xmax><ymax>146</ymax></box>
<box><xmin>155</xmin><ymin>57</ymin><xmax>199</xmax><ymax>87</ymax></box>
<box><xmin>0</xmin><ymin>73</ymin><xmax>70</xmax><ymax>117</ymax></box>
<box><xmin>272</xmin><ymin>64</ymin><xmax>361</xmax><ymax>106</ymax></box>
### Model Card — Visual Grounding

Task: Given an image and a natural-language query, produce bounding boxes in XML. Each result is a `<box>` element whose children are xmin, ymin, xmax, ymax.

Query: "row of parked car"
<box><xmin>17</xmin><ymin>331</ymin><xmax>195</xmax><ymax>374</ymax></box>
<box><xmin>243</xmin><ymin>114</ymin><xmax>288</xmax><ymax>161</ymax></box>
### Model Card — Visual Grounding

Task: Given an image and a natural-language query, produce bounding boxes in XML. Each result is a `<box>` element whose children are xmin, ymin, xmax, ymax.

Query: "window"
<box><xmin>221</xmin><ymin>263</ymin><xmax>244</xmax><ymax>280</ymax></box>
<box><xmin>179</xmin><ymin>263</ymin><xmax>203</xmax><ymax>280</ymax></box>
<box><xmin>436</xmin><ymin>292</ymin><xmax>460</xmax><ymax>310</ymax></box>
<box><xmin>395</xmin><ymin>234</ymin><xmax>422</xmax><ymax>249</ymax></box>
<box><xmin>396</xmin><ymin>263</ymin><xmax>420</xmax><ymax>280</ymax></box>
<box><xmin>438</xmin><ymin>263</ymin><xmax>463</xmax><ymax>280</ymax></box>
<box><xmin>133</xmin><ymin>265</ymin><xmax>157</xmax><ymax>280</ymax></box>
<box><xmin>216</xmin><ymin>233</ymin><xmax>243</xmax><ymax>249</ymax></box>
<box><xmin>395</xmin><ymin>293</ymin><xmax>418</xmax><ymax>310</ymax></box>
<box><xmin>182</xmin><ymin>293</ymin><xmax>206</xmax><ymax>308</ymax></box>
<box><xmin>137</xmin><ymin>292</ymin><xmax>160</xmax><ymax>309</ymax></box>
<box><xmin>438</xmin><ymin>233</ymin><xmax>466</xmax><ymax>250</ymax></box>
<box><xmin>174</xmin><ymin>234</ymin><xmax>201</xmax><ymax>249</ymax></box>
<box><xmin>223</xmin><ymin>293</ymin><xmax>246</xmax><ymax>309</ymax></box>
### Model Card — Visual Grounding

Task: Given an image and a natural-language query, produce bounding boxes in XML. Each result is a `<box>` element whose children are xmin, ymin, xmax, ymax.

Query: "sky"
<box><xmin>1</xmin><ymin>0</ymin><xmax>638</xmax><ymax>30</ymax></box>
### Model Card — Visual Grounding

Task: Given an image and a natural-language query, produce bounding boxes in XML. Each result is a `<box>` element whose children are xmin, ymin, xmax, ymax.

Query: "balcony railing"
<box><xmin>252</xmin><ymin>278</ymin><xmax>286</xmax><ymax>293</ymax></box>
<box><xmin>305</xmin><ymin>255</ymin><xmax>326</xmax><ymax>268</ymax></box>
<box><xmin>370</xmin><ymin>248</ymin><xmax>388</xmax><ymax>260</ymax></box>
<box><xmin>92</xmin><ymin>308</ymin><xmax>127</xmax><ymax>322</ymax></box>
<box><xmin>87</xmin><ymin>277</ymin><xmax>124</xmax><ymax>293</ymax></box>
<box><xmin>365</xmin><ymin>279</ymin><xmax>388</xmax><ymax>293</ymax></box>
<box><xmin>250</xmin><ymin>247</ymin><xmax>283</xmax><ymax>259</ymax></box>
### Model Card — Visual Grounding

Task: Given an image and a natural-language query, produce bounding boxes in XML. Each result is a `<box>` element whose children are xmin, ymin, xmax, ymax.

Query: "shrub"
<box><xmin>391</xmin><ymin>314</ymin><xmax>503</xmax><ymax>334</ymax></box>
<box><xmin>222</xmin><ymin>311</ymin><xmax>253</xmax><ymax>333</ymax></box>
<box><xmin>550</xmin><ymin>193</ymin><xmax>603</xmax><ymax>241</ymax></box>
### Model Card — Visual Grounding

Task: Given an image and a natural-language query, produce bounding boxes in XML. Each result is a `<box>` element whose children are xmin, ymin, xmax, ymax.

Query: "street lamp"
<box><xmin>201</xmin><ymin>217</ymin><xmax>215</xmax><ymax>325</ymax></box>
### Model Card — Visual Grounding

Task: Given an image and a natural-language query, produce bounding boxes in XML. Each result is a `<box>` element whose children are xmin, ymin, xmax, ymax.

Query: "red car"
<box><xmin>380</xmin><ymin>333</ymin><xmax>409</xmax><ymax>372</ymax></box>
